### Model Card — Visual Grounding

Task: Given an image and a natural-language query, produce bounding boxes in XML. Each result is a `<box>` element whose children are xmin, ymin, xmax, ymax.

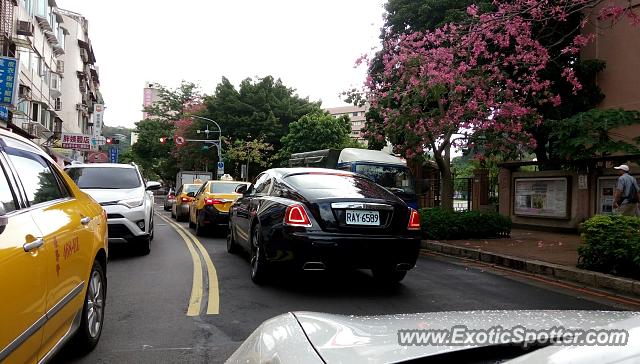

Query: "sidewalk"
<box><xmin>422</xmin><ymin>229</ymin><xmax>640</xmax><ymax>298</ymax></box>
<box><xmin>426</xmin><ymin>229</ymin><xmax>581</xmax><ymax>267</ymax></box>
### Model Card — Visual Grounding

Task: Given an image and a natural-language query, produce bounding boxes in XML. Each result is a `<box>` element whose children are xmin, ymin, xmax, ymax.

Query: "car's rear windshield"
<box><xmin>67</xmin><ymin>167</ymin><xmax>141</xmax><ymax>189</ymax></box>
<box><xmin>210</xmin><ymin>183</ymin><xmax>246</xmax><ymax>194</ymax></box>
<box><xmin>183</xmin><ymin>184</ymin><xmax>201</xmax><ymax>193</ymax></box>
<box><xmin>285</xmin><ymin>173</ymin><xmax>393</xmax><ymax>198</ymax></box>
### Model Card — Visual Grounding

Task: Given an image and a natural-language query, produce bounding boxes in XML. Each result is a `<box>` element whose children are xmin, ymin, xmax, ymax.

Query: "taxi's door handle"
<box><xmin>23</xmin><ymin>238</ymin><xmax>44</xmax><ymax>252</ymax></box>
<box><xmin>80</xmin><ymin>217</ymin><xmax>91</xmax><ymax>225</ymax></box>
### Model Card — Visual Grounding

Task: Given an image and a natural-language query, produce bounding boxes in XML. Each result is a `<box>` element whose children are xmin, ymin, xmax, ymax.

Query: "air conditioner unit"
<box><xmin>19</xmin><ymin>85</ymin><xmax>31</xmax><ymax>99</ymax></box>
<box><xmin>56</xmin><ymin>60</ymin><xmax>64</xmax><ymax>73</ymax></box>
<box><xmin>54</xmin><ymin>98</ymin><xmax>62</xmax><ymax>111</ymax></box>
<box><xmin>16</xmin><ymin>21</ymin><xmax>34</xmax><ymax>36</ymax></box>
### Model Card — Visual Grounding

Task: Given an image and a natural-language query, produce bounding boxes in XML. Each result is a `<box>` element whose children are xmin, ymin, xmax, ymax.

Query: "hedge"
<box><xmin>419</xmin><ymin>208</ymin><xmax>511</xmax><ymax>240</ymax></box>
<box><xmin>578</xmin><ymin>214</ymin><xmax>640</xmax><ymax>279</ymax></box>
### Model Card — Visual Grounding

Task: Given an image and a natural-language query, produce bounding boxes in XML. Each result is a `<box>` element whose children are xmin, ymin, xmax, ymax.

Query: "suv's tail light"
<box><xmin>205</xmin><ymin>198</ymin><xmax>223</xmax><ymax>205</ymax></box>
<box><xmin>284</xmin><ymin>204</ymin><xmax>312</xmax><ymax>227</ymax></box>
<box><xmin>408</xmin><ymin>208</ymin><xmax>421</xmax><ymax>230</ymax></box>
<box><xmin>168</xmin><ymin>193</ymin><xmax>175</xmax><ymax>199</ymax></box>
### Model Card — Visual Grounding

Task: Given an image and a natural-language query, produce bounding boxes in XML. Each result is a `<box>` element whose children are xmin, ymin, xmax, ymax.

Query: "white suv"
<box><xmin>66</xmin><ymin>163</ymin><xmax>160</xmax><ymax>255</ymax></box>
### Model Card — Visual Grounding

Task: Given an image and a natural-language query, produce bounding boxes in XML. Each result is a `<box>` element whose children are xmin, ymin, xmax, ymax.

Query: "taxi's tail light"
<box><xmin>408</xmin><ymin>208</ymin><xmax>421</xmax><ymax>231</ymax></box>
<box><xmin>180</xmin><ymin>197</ymin><xmax>191</xmax><ymax>203</ymax></box>
<box><xmin>205</xmin><ymin>198</ymin><xmax>224</xmax><ymax>205</ymax></box>
<box><xmin>284</xmin><ymin>204</ymin><xmax>312</xmax><ymax>227</ymax></box>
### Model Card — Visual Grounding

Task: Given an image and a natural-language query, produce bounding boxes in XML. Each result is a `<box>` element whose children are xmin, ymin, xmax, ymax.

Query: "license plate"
<box><xmin>345</xmin><ymin>210</ymin><xmax>380</xmax><ymax>226</ymax></box>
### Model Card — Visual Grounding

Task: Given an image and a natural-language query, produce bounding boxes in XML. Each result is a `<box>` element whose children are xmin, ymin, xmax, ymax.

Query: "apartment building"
<box><xmin>326</xmin><ymin>105</ymin><xmax>368</xmax><ymax>143</ymax></box>
<box><xmin>57</xmin><ymin>8</ymin><xmax>104</xmax><ymax>150</ymax></box>
<box><xmin>0</xmin><ymin>0</ymin><xmax>65</xmax><ymax>145</ymax></box>
<box><xmin>0</xmin><ymin>0</ymin><xmax>103</xmax><ymax>162</ymax></box>
<box><xmin>143</xmin><ymin>81</ymin><xmax>162</xmax><ymax>119</ymax></box>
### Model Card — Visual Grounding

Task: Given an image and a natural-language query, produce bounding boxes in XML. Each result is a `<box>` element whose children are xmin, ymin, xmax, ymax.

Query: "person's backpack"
<box><xmin>629</xmin><ymin>180</ymin><xmax>639</xmax><ymax>203</ymax></box>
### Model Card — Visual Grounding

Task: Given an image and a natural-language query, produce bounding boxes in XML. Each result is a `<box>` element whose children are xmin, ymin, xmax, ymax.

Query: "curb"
<box><xmin>422</xmin><ymin>241</ymin><xmax>640</xmax><ymax>298</ymax></box>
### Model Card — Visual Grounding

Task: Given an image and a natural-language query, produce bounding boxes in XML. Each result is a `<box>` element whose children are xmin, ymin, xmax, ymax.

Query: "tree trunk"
<box><xmin>434</xmin><ymin>149</ymin><xmax>454</xmax><ymax>211</ymax></box>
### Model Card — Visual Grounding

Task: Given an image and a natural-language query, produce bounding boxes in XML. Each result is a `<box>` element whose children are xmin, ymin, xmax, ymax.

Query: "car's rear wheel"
<box><xmin>164</xmin><ymin>204</ymin><xmax>171</xmax><ymax>211</ymax></box>
<box><xmin>372</xmin><ymin>266</ymin><xmax>407</xmax><ymax>283</ymax></box>
<box><xmin>73</xmin><ymin>261</ymin><xmax>105</xmax><ymax>352</ymax></box>
<box><xmin>188</xmin><ymin>212</ymin><xmax>196</xmax><ymax>228</ymax></box>
<box><xmin>227</xmin><ymin>221</ymin><xmax>239</xmax><ymax>254</ymax></box>
<box><xmin>195</xmin><ymin>211</ymin><xmax>207</xmax><ymax>236</ymax></box>
<box><xmin>250</xmin><ymin>224</ymin><xmax>269</xmax><ymax>284</ymax></box>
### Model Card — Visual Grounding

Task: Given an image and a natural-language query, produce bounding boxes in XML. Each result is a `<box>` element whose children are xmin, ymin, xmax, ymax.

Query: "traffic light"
<box><xmin>159</xmin><ymin>137</ymin><xmax>166</xmax><ymax>144</ymax></box>
<box><xmin>106</xmin><ymin>138</ymin><xmax>112</xmax><ymax>144</ymax></box>
<box><xmin>113</xmin><ymin>139</ymin><xmax>120</xmax><ymax>144</ymax></box>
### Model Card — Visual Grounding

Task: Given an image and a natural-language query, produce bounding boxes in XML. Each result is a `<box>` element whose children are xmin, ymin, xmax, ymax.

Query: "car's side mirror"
<box><xmin>187</xmin><ymin>192</ymin><xmax>196</xmax><ymax>198</ymax></box>
<box><xmin>235</xmin><ymin>184</ymin><xmax>248</xmax><ymax>195</ymax></box>
<box><xmin>146</xmin><ymin>181</ymin><xmax>161</xmax><ymax>191</ymax></box>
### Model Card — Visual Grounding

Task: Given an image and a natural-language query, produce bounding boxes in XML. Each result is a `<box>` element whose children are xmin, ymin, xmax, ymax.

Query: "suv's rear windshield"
<box><xmin>67</xmin><ymin>167</ymin><xmax>141</xmax><ymax>189</ymax></box>
<box><xmin>210</xmin><ymin>183</ymin><xmax>246</xmax><ymax>194</ymax></box>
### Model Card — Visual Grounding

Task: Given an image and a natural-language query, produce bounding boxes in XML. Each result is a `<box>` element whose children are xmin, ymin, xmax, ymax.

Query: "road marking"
<box><xmin>157</xmin><ymin>213</ymin><xmax>220</xmax><ymax>315</ymax></box>
<box><xmin>178</xmin><ymin>225</ymin><xmax>220</xmax><ymax>315</ymax></box>
<box><xmin>157</xmin><ymin>214</ymin><xmax>203</xmax><ymax>316</ymax></box>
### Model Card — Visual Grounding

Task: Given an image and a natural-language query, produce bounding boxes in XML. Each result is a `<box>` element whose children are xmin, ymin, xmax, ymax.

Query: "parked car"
<box><xmin>171</xmin><ymin>183</ymin><xmax>202</xmax><ymax>222</ymax></box>
<box><xmin>0</xmin><ymin>129</ymin><xmax>108</xmax><ymax>362</ymax></box>
<box><xmin>227</xmin><ymin>310</ymin><xmax>640</xmax><ymax>363</ymax></box>
<box><xmin>227</xmin><ymin>168</ymin><xmax>421</xmax><ymax>284</ymax></box>
<box><xmin>188</xmin><ymin>180</ymin><xmax>250</xmax><ymax>236</ymax></box>
<box><xmin>65</xmin><ymin>163</ymin><xmax>160</xmax><ymax>255</ymax></box>
<box><xmin>163</xmin><ymin>187</ymin><xmax>176</xmax><ymax>211</ymax></box>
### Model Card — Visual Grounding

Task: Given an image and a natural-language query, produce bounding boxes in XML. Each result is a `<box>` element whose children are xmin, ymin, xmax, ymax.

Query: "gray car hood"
<box><xmin>229</xmin><ymin>311</ymin><xmax>640</xmax><ymax>363</ymax></box>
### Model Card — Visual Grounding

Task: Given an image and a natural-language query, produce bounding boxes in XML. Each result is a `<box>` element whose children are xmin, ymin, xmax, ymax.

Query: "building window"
<box><xmin>31</xmin><ymin>103</ymin><xmax>39</xmax><ymax>122</ymax></box>
<box><xmin>352</xmin><ymin>112</ymin><xmax>358</xmax><ymax>116</ymax></box>
<box><xmin>34</xmin><ymin>0</ymin><xmax>47</xmax><ymax>17</ymax></box>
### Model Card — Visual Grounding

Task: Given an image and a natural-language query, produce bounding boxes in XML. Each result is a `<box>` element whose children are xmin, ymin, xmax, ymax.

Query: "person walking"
<box><xmin>612</xmin><ymin>164</ymin><xmax>640</xmax><ymax>216</ymax></box>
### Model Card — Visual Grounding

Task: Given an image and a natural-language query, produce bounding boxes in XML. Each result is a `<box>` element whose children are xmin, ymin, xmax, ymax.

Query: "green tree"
<box><xmin>281</xmin><ymin>112</ymin><xmax>355</xmax><ymax>156</ymax></box>
<box><xmin>200</xmin><ymin>76</ymin><xmax>322</xmax><ymax>167</ymax></box>
<box><xmin>549</xmin><ymin>109</ymin><xmax>640</xmax><ymax>162</ymax></box>
<box><xmin>132</xmin><ymin>81</ymin><xmax>202</xmax><ymax>183</ymax></box>
<box><xmin>224</xmin><ymin>137</ymin><xmax>274</xmax><ymax>180</ymax></box>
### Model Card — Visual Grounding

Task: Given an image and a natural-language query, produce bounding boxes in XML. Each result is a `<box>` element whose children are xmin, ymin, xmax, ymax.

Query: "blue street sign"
<box><xmin>217</xmin><ymin>161</ymin><xmax>224</xmax><ymax>170</ymax></box>
<box><xmin>0</xmin><ymin>106</ymin><xmax>8</xmax><ymax>121</ymax></box>
<box><xmin>109</xmin><ymin>148</ymin><xmax>119</xmax><ymax>163</ymax></box>
<box><xmin>0</xmin><ymin>57</ymin><xmax>19</xmax><ymax>107</ymax></box>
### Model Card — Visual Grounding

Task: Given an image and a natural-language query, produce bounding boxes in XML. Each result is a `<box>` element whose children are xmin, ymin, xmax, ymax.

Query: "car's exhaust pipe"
<box><xmin>396</xmin><ymin>263</ymin><xmax>412</xmax><ymax>271</ymax></box>
<box><xmin>303</xmin><ymin>262</ymin><xmax>326</xmax><ymax>271</ymax></box>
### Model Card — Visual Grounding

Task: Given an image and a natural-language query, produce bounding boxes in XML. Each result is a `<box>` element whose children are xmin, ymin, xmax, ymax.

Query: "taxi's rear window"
<box><xmin>183</xmin><ymin>184</ymin><xmax>201</xmax><ymax>193</ymax></box>
<box><xmin>67</xmin><ymin>167</ymin><xmax>141</xmax><ymax>189</ymax></box>
<box><xmin>210</xmin><ymin>183</ymin><xmax>246</xmax><ymax>194</ymax></box>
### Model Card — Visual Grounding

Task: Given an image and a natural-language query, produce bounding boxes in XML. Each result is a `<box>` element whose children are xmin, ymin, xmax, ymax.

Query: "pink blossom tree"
<box><xmin>359</xmin><ymin>0</ymin><xmax>636</xmax><ymax>210</ymax></box>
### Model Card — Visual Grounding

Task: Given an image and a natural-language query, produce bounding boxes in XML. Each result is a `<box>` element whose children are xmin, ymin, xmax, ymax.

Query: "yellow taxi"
<box><xmin>0</xmin><ymin>129</ymin><xmax>108</xmax><ymax>363</ymax></box>
<box><xmin>188</xmin><ymin>179</ymin><xmax>250</xmax><ymax>236</ymax></box>
<box><xmin>171</xmin><ymin>182</ymin><xmax>203</xmax><ymax>222</ymax></box>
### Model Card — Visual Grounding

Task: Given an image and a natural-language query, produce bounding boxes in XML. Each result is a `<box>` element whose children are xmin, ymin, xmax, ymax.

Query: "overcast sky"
<box><xmin>56</xmin><ymin>0</ymin><xmax>386</xmax><ymax>128</ymax></box>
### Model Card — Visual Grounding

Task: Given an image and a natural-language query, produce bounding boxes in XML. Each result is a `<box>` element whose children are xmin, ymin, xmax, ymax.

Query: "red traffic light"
<box><xmin>159</xmin><ymin>137</ymin><xmax>167</xmax><ymax>143</ymax></box>
<box><xmin>106</xmin><ymin>138</ymin><xmax>112</xmax><ymax>144</ymax></box>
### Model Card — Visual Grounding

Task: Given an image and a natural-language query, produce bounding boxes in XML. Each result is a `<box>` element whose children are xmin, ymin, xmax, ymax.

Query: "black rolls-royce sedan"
<box><xmin>227</xmin><ymin>168</ymin><xmax>422</xmax><ymax>284</ymax></box>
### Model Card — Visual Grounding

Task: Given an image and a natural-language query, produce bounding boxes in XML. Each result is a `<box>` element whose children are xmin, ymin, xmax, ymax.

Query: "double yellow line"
<box><xmin>157</xmin><ymin>214</ymin><xmax>219</xmax><ymax>316</ymax></box>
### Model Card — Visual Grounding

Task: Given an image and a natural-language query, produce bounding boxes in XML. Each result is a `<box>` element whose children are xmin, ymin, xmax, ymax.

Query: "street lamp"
<box><xmin>188</xmin><ymin>116</ymin><xmax>223</xmax><ymax>175</ymax></box>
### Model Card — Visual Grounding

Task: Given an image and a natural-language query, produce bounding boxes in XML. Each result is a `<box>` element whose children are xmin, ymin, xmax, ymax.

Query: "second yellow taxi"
<box><xmin>188</xmin><ymin>179</ymin><xmax>250</xmax><ymax>236</ymax></box>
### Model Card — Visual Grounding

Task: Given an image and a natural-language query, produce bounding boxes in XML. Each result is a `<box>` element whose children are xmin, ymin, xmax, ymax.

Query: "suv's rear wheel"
<box><xmin>73</xmin><ymin>261</ymin><xmax>105</xmax><ymax>352</ymax></box>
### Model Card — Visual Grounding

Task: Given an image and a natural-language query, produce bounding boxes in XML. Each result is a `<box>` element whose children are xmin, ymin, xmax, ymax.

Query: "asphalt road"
<box><xmin>52</xmin><ymin>208</ymin><xmax>636</xmax><ymax>364</ymax></box>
